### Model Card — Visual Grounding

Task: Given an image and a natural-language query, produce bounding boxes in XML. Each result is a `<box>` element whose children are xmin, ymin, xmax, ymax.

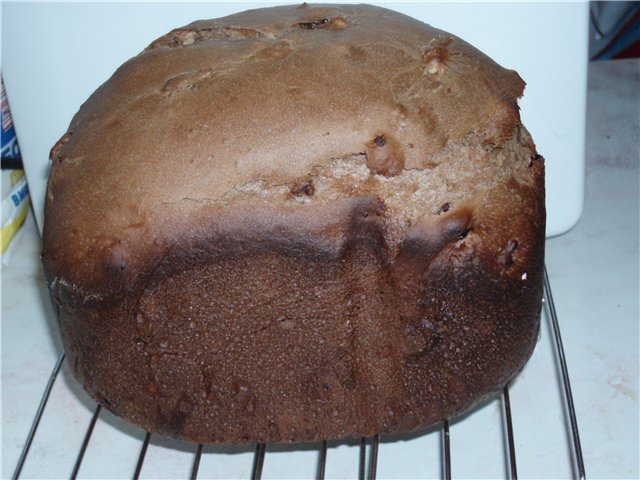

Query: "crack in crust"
<box><xmin>147</xmin><ymin>26</ymin><xmax>268</xmax><ymax>49</ymax></box>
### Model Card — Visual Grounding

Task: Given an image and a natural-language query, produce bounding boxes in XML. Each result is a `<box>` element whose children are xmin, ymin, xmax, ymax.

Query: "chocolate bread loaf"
<box><xmin>42</xmin><ymin>3</ymin><xmax>545</xmax><ymax>444</ymax></box>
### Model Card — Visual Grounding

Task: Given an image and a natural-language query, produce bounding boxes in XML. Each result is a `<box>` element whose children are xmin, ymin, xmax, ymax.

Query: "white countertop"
<box><xmin>2</xmin><ymin>59</ymin><xmax>638</xmax><ymax>479</ymax></box>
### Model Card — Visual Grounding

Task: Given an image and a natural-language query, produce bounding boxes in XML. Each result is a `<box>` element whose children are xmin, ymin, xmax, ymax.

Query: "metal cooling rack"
<box><xmin>11</xmin><ymin>267</ymin><xmax>586</xmax><ymax>480</ymax></box>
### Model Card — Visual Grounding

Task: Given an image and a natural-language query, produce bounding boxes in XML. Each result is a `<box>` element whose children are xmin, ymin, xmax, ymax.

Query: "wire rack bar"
<box><xmin>442</xmin><ymin>420</ymin><xmax>451</xmax><ymax>480</ymax></box>
<box><xmin>133</xmin><ymin>432</ymin><xmax>151</xmax><ymax>480</ymax></box>
<box><xmin>190</xmin><ymin>443</ymin><xmax>203</xmax><ymax>480</ymax></box>
<box><xmin>12</xmin><ymin>351</ymin><xmax>65</xmax><ymax>480</ymax></box>
<box><xmin>359</xmin><ymin>436</ymin><xmax>366</xmax><ymax>480</ymax></box>
<box><xmin>70</xmin><ymin>404</ymin><xmax>102</xmax><ymax>479</ymax></box>
<box><xmin>368</xmin><ymin>434</ymin><xmax>379</xmax><ymax>480</ymax></box>
<box><xmin>317</xmin><ymin>440</ymin><xmax>328</xmax><ymax>480</ymax></box>
<box><xmin>543</xmin><ymin>266</ymin><xmax>586</xmax><ymax>480</ymax></box>
<box><xmin>503</xmin><ymin>385</ymin><xmax>518</xmax><ymax>479</ymax></box>
<box><xmin>252</xmin><ymin>442</ymin><xmax>266</xmax><ymax>480</ymax></box>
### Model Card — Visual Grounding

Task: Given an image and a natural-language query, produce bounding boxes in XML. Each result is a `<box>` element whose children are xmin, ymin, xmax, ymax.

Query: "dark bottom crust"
<box><xmin>56</xmin><ymin>224</ymin><xmax>542</xmax><ymax>444</ymax></box>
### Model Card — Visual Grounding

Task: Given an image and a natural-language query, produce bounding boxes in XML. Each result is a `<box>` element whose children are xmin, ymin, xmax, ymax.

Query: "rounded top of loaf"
<box><xmin>43</xmin><ymin>3</ymin><xmax>533</xmax><ymax>293</ymax></box>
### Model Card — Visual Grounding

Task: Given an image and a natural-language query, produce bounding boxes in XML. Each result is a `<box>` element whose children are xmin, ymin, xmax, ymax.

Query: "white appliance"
<box><xmin>2</xmin><ymin>1</ymin><xmax>588</xmax><ymax>237</ymax></box>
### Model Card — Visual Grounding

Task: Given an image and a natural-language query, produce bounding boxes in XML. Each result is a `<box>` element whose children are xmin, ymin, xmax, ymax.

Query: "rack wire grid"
<box><xmin>11</xmin><ymin>267</ymin><xmax>586</xmax><ymax>480</ymax></box>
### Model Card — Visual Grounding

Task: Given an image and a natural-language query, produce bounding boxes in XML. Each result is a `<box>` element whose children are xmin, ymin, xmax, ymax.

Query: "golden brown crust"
<box><xmin>43</xmin><ymin>3</ymin><xmax>545</xmax><ymax>444</ymax></box>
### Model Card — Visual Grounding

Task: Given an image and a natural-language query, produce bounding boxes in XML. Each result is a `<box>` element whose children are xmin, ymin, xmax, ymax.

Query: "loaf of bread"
<box><xmin>42</xmin><ymin>4</ymin><xmax>545</xmax><ymax>444</ymax></box>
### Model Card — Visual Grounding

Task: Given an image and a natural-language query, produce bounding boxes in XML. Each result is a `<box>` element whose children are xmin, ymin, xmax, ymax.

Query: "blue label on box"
<box><xmin>11</xmin><ymin>182</ymin><xmax>29</xmax><ymax>207</ymax></box>
<box><xmin>1</xmin><ymin>77</ymin><xmax>21</xmax><ymax>159</ymax></box>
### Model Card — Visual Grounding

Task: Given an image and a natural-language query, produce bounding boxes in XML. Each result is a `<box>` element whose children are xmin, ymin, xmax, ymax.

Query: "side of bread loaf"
<box><xmin>43</xmin><ymin>3</ymin><xmax>545</xmax><ymax>443</ymax></box>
